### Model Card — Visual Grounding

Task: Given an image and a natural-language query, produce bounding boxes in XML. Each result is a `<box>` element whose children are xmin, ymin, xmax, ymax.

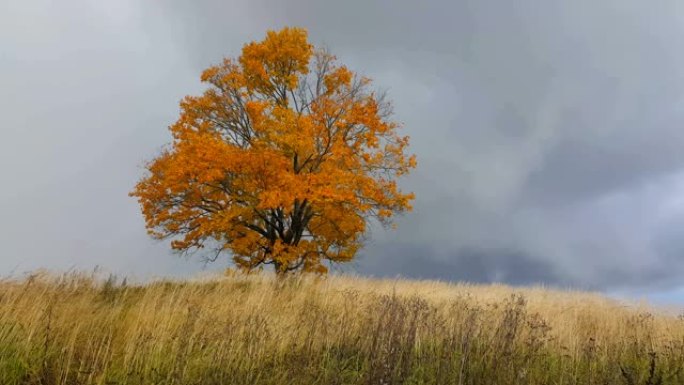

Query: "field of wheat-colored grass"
<box><xmin>0</xmin><ymin>270</ymin><xmax>682</xmax><ymax>385</ymax></box>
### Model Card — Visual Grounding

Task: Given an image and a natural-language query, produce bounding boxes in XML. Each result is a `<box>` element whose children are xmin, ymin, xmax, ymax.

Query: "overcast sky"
<box><xmin>3</xmin><ymin>0</ymin><xmax>684</xmax><ymax>303</ymax></box>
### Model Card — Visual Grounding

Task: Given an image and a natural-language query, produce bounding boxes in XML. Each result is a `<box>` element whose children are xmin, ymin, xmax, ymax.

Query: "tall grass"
<box><xmin>0</xmin><ymin>271</ymin><xmax>682</xmax><ymax>384</ymax></box>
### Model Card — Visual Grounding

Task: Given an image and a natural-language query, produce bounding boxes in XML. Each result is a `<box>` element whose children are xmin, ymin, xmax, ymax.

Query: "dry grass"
<box><xmin>0</xmin><ymin>270</ymin><xmax>683</xmax><ymax>384</ymax></box>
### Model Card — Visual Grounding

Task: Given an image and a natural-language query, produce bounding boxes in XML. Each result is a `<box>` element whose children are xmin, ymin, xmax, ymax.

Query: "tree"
<box><xmin>131</xmin><ymin>27</ymin><xmax>416</xmax><ymax>274</ymax></box>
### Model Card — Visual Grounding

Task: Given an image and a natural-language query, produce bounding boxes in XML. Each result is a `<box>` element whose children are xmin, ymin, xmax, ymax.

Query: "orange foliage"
<box><xmin>131</xmin><ymin>27</ymin><xmax>416</xmax><ymax>274</ymax></box>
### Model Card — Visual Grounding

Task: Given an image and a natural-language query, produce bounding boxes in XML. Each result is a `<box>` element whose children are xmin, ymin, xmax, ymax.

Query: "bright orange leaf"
<box><xmin>131</xmin><ymin>27</ymin><xmax>416</xmax><ymax>274</ymax></box>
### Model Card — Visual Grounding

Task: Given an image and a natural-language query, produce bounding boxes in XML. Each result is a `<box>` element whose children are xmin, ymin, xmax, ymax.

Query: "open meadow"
<box><xmin>6</xmin><ymin>2</ymin><xmax>684</xmax><ymax>385</ymax></box>
<box><xmin>0</xmin><ymin>272</ymin><xmax>682</xmax><ymax>385</ymax></box>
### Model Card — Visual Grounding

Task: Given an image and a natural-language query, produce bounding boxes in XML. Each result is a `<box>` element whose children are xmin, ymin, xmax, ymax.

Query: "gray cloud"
<box><xmin>355</xmin><ymin>243</ymin><xmax>568</xmax><ymax>287</ymax></box>
<box><xmin>2</xmin><ymin>0</ymin><xmax>684</xmax><ymax>298</ymax></box>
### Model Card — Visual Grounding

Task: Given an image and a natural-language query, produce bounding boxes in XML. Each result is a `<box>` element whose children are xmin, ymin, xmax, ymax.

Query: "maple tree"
<box><xmin>131</xmin><ymin>27</ymin><xmax>416</xmax><ymax>274</ymax></box>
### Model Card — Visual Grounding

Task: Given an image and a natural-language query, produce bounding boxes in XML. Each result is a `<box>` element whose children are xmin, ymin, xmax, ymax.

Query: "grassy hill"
<box><xmin>0</xmin><ymin>271</ymin><xmax>682</xmax><ymax>384</ymax></box>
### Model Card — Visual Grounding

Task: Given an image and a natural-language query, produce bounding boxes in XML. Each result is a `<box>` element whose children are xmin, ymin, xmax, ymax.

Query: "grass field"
<box><xmin>0</xmin><ymin>271</ymin><xmax>683</xmax><ymax>385</ymax></box>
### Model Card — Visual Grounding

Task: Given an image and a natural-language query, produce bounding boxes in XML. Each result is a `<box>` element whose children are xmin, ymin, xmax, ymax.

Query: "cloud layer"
<box><xmin>2</xmin><ymin>0</ymin><xmax>684</xmax><ymax>296</ymax></box>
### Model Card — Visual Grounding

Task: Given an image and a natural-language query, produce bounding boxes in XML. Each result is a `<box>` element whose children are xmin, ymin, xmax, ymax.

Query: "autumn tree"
<box><xmin>131</xmin><ymin>27</ymin><xmax>416</xmax><ymax>274</ymax></box>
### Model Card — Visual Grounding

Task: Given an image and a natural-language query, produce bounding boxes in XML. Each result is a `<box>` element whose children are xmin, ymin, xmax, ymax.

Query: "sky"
<box><xmin>2</xmin><ymin>0</ymin><xmax>684</xmax><ymax>303</ymax></box>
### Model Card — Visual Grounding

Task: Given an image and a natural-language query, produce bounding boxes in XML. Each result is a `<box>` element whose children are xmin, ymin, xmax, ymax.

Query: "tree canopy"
<box><xmin>131</xmin><ymin>27</ymin><xmax>416</xmax><ymax>274</ymax></box>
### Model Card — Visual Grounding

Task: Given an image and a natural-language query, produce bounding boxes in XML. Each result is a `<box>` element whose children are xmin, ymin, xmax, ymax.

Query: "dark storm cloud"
<box><xmin>356</xmin><ymin>243</ymin><xmax>567</xmax><ymax>287</ymax></box>
<box><xmin>3</xmin><ymin>0</ymin><xmax>684</xmax><ymax>296</ymax></box>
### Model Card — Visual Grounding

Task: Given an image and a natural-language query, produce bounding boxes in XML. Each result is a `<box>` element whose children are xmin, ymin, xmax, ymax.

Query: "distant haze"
<box><xmin>2</xmin><ymin>0</ymin><xmax>684</xmax><ymax>302</ymax></box>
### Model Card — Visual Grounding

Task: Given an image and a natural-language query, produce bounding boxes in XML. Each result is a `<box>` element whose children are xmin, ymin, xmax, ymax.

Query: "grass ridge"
<box><xmin>0</xmin><ymin>271</ymin><xmax>682</xmax><ymax>384</ymax></box>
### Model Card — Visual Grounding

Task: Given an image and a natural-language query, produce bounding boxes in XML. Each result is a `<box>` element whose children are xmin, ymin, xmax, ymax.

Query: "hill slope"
<box><xmin>0</xmin><ymin>272</ymin><xmax>682</xmax><ymax>384</ymax></box>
